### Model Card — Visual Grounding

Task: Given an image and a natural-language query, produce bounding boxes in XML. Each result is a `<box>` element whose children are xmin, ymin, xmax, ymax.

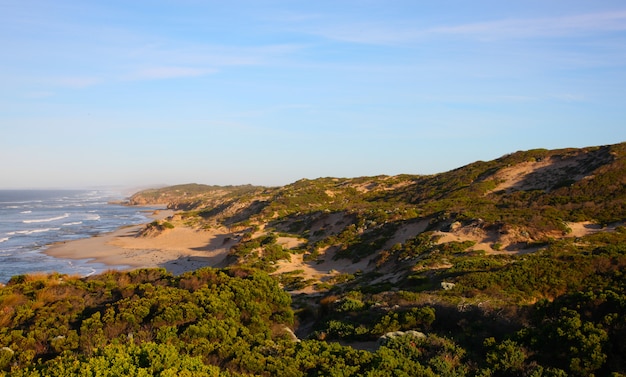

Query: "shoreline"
<box><xmin>45</xmin><ymin>208</ymin><xmax>235</xmax><ymax>276</ymax></box>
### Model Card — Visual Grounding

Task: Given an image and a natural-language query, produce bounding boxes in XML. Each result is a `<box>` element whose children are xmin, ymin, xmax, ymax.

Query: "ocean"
<box><xmin>0</xmin><ymin>189</ymin><xmax>163</xmax><ymax>283</ymax></box>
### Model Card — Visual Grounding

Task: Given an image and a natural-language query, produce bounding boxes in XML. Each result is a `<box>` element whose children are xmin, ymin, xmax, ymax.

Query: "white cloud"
<box><xmin>302</xmin><ymin>22</ymin><xmax>418</xmax><ymax>45</ymax></box>
<box><xmin>48</xmin><ymin>76</ymin><xmax>101</xmax><ymax>89</ymax></box>
<box><xmin>118</xmin><ymin>43</ymin><xmax>302</xmax><ymax>81</ymax></box>
<box><xmin>429</xmin><ymin>10</ymin><xmax>626</xmax><ymax>40</ymax></box>
<box><xmin>131</xmin><ymin>66</ymin><xmax>217</xmax><ymax>80</ymax></box>
<box><xmin>304</xmin><ymin>10</ymin><xmax>626</xmax><ymax>45</ymax></box>
<box><xmin>23</xmin><ymin>91</ymin><xmax>55</xmax><ymax>99</ymax></box>
<box><xmin>549</xmin><ymin>93</ymin><xmax>586</xmax><ymax>102</ymax></box>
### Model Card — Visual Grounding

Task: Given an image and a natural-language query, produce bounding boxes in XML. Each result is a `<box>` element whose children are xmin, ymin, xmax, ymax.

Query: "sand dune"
<box><xmin>45</xmin><ymin>205</ymin><xmax>624</xmax><ymax>283</ymax></box>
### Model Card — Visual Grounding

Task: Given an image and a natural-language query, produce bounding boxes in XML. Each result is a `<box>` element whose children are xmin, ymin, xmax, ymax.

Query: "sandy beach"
<box><xmin>44</xmin><ymin>208</ymin><xmax>376</xmax><ymax>284</ymax></box>
<box><xmin>45</xmin><ymin>210</ymin><xmax>237</xmax><ymax>275</ymax></box>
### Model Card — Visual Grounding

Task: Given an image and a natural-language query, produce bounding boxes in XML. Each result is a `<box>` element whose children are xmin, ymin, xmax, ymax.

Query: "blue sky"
<box><xmin>2</xmin><ymin>1</ymin><xmax>626</xmax><ymax>189</ymax></box>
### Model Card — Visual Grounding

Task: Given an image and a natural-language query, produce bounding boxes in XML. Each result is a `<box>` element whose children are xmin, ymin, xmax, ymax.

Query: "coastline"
<box><xmin>45</xmin><ymin>209</ymin><xmax>235</xmax><ymax>276</ymax></box>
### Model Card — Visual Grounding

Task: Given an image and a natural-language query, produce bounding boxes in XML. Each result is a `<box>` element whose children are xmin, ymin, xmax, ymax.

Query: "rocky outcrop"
<box><xmin>377</xmin><ymin>330</ymin><xmax>426</xmax><ymax>346</ymax></box>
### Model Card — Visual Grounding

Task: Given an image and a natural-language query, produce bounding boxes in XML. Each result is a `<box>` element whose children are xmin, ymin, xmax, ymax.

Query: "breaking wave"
<box><xmin>23</xmin><ymin>213</ymin><xmax>70</xmax><ymax>224</ymax></box>
<box><xmin>62</xmin><ymin>221</ymin><xmax>83</xmax><ymax>226</ymax></box>
<box><xmin>8</xmin><ymin>228</ymin><xmax>61</xmax><ymax>235</ymax></box>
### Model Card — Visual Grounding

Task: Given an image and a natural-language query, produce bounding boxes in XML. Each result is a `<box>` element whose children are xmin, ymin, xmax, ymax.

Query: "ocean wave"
<box><xmin>62</xmin><ymin>221</ymin><xmax>83</xmax><ymax>226</ymax></box>
<box><xmin>85</xmin><ymin>214</ymin><xmax>101</xmax><ymax>221</ymax></box>
<box><xmin>66</xmin><ymin>262</ymin><xmax>98</xmax><ymax>277</ymax></box>
<box><xmin>21</xmin><ymin>210</ymin><xmax>32</xmax><ymax>214</ymax></box>
<box><xmin>0</xmin><ymin>237</ymin><xmax>8</xmax><ymax>243</ymax></box>
<box><xmin>1</xmin><ymin>200</ymin><xmax>42</xmax><ymax>205</ymax></box>
<box><xmin>8</xmin><ymin>228</ymin><xmax>61</xmax><ymax>235</ymax></box>
<box><xmin>23</xmin><ymin>213</ymin><xmax>70</xmax><ymax>224</ymax></box>
<box><xmin>84</xmin><ymin>267</ymin><xmax>98</xmax><ymax>277</ymax></box>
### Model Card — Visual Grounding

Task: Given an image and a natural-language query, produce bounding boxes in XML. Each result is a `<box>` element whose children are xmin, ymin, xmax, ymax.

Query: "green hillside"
<box><xmin>2</xmin><ymin>142</ymin><xmax>626</xmax><ymax>376</ymax></box>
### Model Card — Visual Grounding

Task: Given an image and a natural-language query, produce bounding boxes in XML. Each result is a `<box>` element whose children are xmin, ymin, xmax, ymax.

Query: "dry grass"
<box><xmin>0</xmin><ymin>292</ymin><xmax>28</xmax><ymax>327</ymax></box>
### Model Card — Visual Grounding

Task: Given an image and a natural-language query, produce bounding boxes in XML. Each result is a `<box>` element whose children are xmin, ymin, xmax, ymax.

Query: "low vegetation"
<box><xmin>3</xmin><ymin>142</ymin><xmax>626</xmax><ymax>375</ymax></box>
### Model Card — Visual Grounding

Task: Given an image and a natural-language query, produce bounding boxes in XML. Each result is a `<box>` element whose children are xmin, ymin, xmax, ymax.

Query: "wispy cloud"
<box><xmin>305</xmin><ymin>10</ymin><xmax>626</xmax><ymax>44</ymax></box>
<box><xmin>549</xmin><ymin>93</ymin><xmax>586</xmax><ymax>102</ymax></box>
<box><xmin>117</xmin><ymin>42</ymin><xmax>303</xmax><ymax>83</ymax></box>
<box><xmin>23</xmin><ymin>91</ymin><xmax>55</xmax><ymax>99</ymax></box>
<box><xmin>230</xmin><ymin>103</ymin><xmax>314</xmax><ymax>120</ymax></box>
<box><xmin>429</xmin><ymin>10</ymin><xmax>626</xmax><ymax>40</ymax></box>
<box><xmin>48</xmin><ymin>76</ymin><xmax>101</xmax><ymax>89</ymax></box>
<box><xmin>300</xmin><ymin>22</ymin><xmax>417</xmax><ymax>45</ymax></box>
<box><xmin>131</xmin><ymin>66</ymin><xmax>217</xmax><ymax>80</ymax></box>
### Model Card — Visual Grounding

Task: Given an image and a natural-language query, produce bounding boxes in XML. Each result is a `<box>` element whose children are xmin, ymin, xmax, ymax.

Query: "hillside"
<box><xmin>2</xmin><ymin>142</ymin><xmax>626</xmax><ymax>376</ymax></box>
<box><xmin>130</xmin><ymin>142</ymin><xmax>626</xmax><ymax>290</ymax></box>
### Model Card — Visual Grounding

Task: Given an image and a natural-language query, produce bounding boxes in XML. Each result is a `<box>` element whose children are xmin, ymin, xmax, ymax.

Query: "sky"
<box><xmin>2</xmin><ymin>0</ymin><xmax>626</xmax><ymax>189</ymax></box>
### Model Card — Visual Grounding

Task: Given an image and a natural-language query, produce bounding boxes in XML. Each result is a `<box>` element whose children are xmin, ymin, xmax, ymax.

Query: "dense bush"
<box><xmin>0</xmin><ymin>268</ymin><xmax>293</xmax><ymax>376</ymax></box>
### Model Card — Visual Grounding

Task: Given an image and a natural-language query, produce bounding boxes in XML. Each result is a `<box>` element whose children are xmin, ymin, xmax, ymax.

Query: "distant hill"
<box><xmin>130</xmin><ymin>142</ymin><xmax>626</xmax><ymax>258</ymax></box>
<box><xmin>128</xmin><ymin>142</ymin><xmax>626</xmax><ymax>294</ymax></box>
<box><xmin>127</xmin><ymin>183</ymin><xmax>266</xmax><ymax>208</ymax></box>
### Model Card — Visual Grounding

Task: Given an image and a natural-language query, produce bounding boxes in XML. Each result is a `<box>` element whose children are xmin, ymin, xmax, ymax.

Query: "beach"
<box><xmin>45</xmin><ymin>210</ymin><xmax>237</xmax><ymax>275</ymax></box>
<box><xmin>44</xmin><ymin>208</ymin><xmax>372</xmax><ymax>284</ymax></box>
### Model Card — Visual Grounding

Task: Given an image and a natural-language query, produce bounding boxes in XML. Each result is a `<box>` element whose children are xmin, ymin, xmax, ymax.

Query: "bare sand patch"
<box><xmin>488</xmin><ymin>153</ymin><xmax>599</xmax><ymax>194</ymax></box>
<box><xmin>384</xmin><ymin>220</ymin><xmax>430</xmax><ymax>249</ymax></box>
<box><xmin>431</xmin><ymin>220</ymin><xmax>624</xmax><ymax>256</ymax></box>
<box><xmin>273</xmin><ymin>246</ymin><xmax>372</xmax><ymax>290</ymax></box>
<box><xmin>566</xmin><ymin>221</ymin><xmax>604</xmax><ymax>237</ymax></box>
<box><xmin>277</xmin><ymin>236</ymin><xmax>306</xmax><ymax>249</ymax></box>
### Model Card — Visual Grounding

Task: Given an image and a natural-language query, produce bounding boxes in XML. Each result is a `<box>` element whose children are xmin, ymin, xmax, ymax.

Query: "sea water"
<box><xmin>0</xmin><ymin>190</ymin><xmax>163</xmax><ymax>283</ymax></box>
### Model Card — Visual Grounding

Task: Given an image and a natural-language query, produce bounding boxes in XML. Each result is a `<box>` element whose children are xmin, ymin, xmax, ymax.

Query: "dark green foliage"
<box><xmin>447</xmin><ymin>231</ymin><xmax>626</xmax><ymax>303</ymax></box>
<box><xmin>145</xmin><ymin>220</ymin><xmax>174</xmax><ymax>232</ymax></box>
<box><xmin>518</xmin><ymin>288</ymin><xmax>626</xmax><ymax>376</ymax></box>
<box><xmin>228</xmin><ymin>233</ymin><xmax>291</xmax><ymax>271</ymax></box>
<box><xmin>296</xmin><ymin>227</ymin><xmax>626</xmax><ymax>375</ymax></box>
<box><xmin>11</xmin><ymin>343</ymin><xmax>222</xmax><ymax>376</ymax></box>
<box><xmin>0</xmin><ymin>268</ymin><xmax>293</xmax><ymax>376</ymax></box>
<box><xmin>393</xmin><ymin>232</ymin><xmax>442</xmax><ymax>261</ymax></box>
<box><xmin>313</xmin><ymin>301</ymin><xmax>436</xmax><ymax>342</ymax></box>
<box><xmin>277</xmin><ymin>271</ymin><xmax>315</xmax><ymax>291</ymax></box>
<box><xmin>371</xmin><ymin>334</ymin><xmax>468</xmax><ymax>377</ymax></box>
